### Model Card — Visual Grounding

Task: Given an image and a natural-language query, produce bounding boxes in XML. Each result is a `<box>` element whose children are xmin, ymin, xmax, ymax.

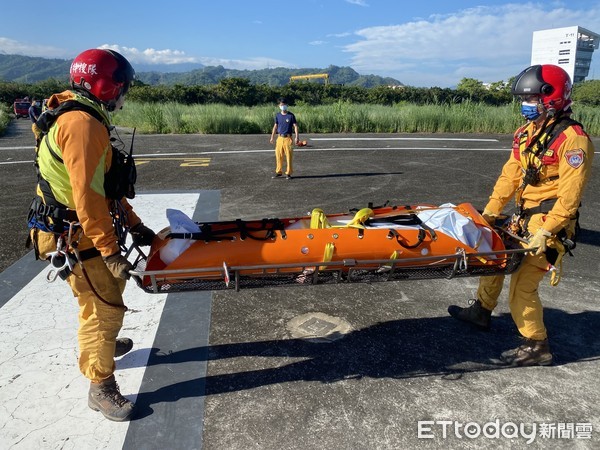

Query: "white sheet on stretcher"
<box><xmin>160</xmin><ymin>209</ymin><xmax>201</xmax><ymax>265</ymax></box>
<box><xmin>417</xmin><ymin>204</ymin><xmax>493</xmax><ymax>252</ymax></box>
<box><xmin>342</xmin><ymin>203</ymin><xmax>494</xmax><ymax>253</ymax></box>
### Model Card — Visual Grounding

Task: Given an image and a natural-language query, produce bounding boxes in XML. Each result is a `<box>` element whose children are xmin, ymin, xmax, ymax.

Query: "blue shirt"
<box><xmin>274</xmin><ymin>111</ymin><xmax>297</xmax><ymax>135</ymax></box>
<box><xmin>28</xmin><ymin>105</ymin><xmax>40</xmax><ymax>123</ymax></box>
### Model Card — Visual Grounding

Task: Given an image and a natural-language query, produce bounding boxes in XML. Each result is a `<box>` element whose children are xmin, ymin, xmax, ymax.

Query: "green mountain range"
<box><xmin>0</xmin><ymin>54</ymin><xmax>402</xmax><ymax>87</ymax></box>
<box><xmin>0</xmin><ymin>54</ymin><xmax>71</xmax><ymax>83</ymax></box>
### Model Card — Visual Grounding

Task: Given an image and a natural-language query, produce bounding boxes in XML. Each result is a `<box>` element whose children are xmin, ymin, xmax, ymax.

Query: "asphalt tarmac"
<box><xmin>1</xmin><ymin>118</ymin><xmax>599</xmax><ymax>449</ymax></box>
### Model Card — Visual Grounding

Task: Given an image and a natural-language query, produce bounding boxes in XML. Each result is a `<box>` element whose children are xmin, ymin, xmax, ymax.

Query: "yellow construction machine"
<box><xmin>289</xmin><ymin>73</ymin><xmax>329</xmax><ymax>85</ymax></box>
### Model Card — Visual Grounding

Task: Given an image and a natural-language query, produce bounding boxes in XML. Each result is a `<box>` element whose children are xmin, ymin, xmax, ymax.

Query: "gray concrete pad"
<box><xmin>1</xmin><ymin>118</ymin><xmax>599</xmax><ymax>448</ymax></box>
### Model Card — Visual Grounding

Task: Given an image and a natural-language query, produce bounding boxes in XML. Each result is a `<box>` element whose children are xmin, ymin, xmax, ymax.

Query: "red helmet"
<box><xmin>70</xmin><ymin>49</ymin><xmax>135</xmax><ymax>110</ymax></box>
<box><xmin>511</xmin><ymin>64</ymin><xmax>572</xmax><ymax>113</ymax></box>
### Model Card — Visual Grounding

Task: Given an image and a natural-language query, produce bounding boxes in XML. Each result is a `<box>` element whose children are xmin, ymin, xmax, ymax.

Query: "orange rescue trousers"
<box><xmin>67</xmin><ymin>235</ymin><xmax>127</xmax><ymax>383</ymax></box>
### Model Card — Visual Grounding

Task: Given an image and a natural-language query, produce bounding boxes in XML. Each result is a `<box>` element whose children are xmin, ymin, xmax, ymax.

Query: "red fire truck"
<box><xmin>13</xmin><ymin>99</ymin><xmax>31</xmax><ymax>119</ymax></box>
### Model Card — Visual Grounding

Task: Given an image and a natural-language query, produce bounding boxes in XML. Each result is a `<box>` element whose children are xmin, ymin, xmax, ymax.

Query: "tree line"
<box><xmin>137</xmin><ymin>64</ymin><xmax>403</xmax><ymax>88</ymax></box>
<box><xmin>2</xmin><ymin>77</ymin><xmax>599</xmax><ymax>108</ymax></box>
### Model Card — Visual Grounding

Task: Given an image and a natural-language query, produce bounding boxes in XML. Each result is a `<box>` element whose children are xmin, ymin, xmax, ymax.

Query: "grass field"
<box><xmin>0</xmin><ymin>104</ymin><xmax>12</xmax><ymax>135</ymax></box>
<box><xmin>111</xmin><ymin>101</ymin><xmax>600</xmax><ymax>136</ymax></box>
<box><xmin>2</xmin><ymin>101</ymin><xmax>599</xmax><ymax>136</ymax></box>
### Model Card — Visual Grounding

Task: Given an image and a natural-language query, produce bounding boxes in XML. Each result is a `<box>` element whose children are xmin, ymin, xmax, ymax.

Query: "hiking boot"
<box><xmin>88</xmin><ymin>375</ymin><xmax>136</xmax><ymax>421</ymax></box>
<box><xmin>286</xmin><ymin>175</ymin><xmax>293</xmax><ymax>180</ymax></box>
<box><xmin>500</xmin><ymin>338</ymin><xmax>553</xmax><ymax>367</ymax></box>
<box><xmin>114</xmin><ymin>337</ymin><xmax>133</xmax><ymax>358</ymax></box>
<box><xmin>448</xmin><ymin>299</ymin><xmax>492</xmax><ymax>330</ymax></box>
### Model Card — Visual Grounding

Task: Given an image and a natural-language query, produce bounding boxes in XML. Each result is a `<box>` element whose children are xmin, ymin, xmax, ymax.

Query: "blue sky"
<box><xmin>1</xmin><ymin>0</ymin><xmax>599</xmax><ymax>87</ymax></box>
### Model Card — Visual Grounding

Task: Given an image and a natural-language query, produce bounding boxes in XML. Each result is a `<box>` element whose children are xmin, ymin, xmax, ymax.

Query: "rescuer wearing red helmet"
<box><xmin>27</xmin><ymin>48</ymin><xmax>155</xmax><ymax>421</ymax></box>
<box><xmin>448</xmin><ymin>64</ymin><xmax>594</xmax><ymax>366</ymax></box>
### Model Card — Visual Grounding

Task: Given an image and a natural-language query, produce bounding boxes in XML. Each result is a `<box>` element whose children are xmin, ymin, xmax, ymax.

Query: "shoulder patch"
<box><xmin>565</xmin><ymin>149</ymin><xmax>585</xmax><ymax>169</ymax></box>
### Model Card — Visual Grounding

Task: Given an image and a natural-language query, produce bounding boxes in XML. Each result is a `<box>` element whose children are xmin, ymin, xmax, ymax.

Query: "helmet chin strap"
<box><xmin>541</xmin><ymin>100</ymin><xmax>556</xmax><ymax>118</ymax></box>
<box><xmin>108</xmin><ymin>91</ymin><xmax>126</xmax><ymax>112</ymax></box>
<box><xmin>106</xmin><ymin>100</ymin><xmax>117</xmax><ymax>112</ymax></box>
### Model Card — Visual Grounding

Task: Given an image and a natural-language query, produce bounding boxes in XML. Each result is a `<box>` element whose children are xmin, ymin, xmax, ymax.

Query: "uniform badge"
<box><xmin>565</xmin><ymin>149</ymin><xmax>584</xmax><ymax>169</ymax></box>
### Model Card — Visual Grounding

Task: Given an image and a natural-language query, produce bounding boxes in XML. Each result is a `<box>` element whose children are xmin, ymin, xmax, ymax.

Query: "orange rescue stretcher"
<box><xmin>130</xmin><ymin>202</ymin><xmax>527</xmax><ymax>293</ymax></box>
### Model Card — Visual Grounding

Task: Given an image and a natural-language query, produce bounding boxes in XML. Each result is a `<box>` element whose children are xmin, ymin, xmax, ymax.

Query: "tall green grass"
<box><xmin>296</xmin><ymin>101</ymin><xmax>524</xmax><ymax>134</ymax></box>
<box><xmin>112</xmin><ymin>101</ymin><xmax>600</xmax><ymax>136</ymax></box>
<box><xmin>0</xmin><ymin>104</ymin><xmax>12</xmax><ymax>136</ymax></box>
<box><xmin>575</xmin><ymin>104</ymin><xmax>600</xmax><ymax>136</ymax></box>
<box><xmin>3</xmin><ymin>100</ymin><xmax>597</xmax><ymax>137</ymax></box>
<box><xmin>114</xmin><ymin>102</ymin><xmax>270</xmax><ymax>134</ymax></box>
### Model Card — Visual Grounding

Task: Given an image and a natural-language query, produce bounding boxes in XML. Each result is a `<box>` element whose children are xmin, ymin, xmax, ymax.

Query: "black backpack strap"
<box><xmin>44</xmin><ymin>134</ymin><xmax>64</xmax><ymax>164</ymax></box>
<box><xmin>35</xmin><ymin>100</ymin><xmax>109</xmax><ymax>134</ymax></box>
<box><xmin>544</xmin><ymin>116</ymin><xmax>584</xmax><ymax>149</ymax></box>
<box><xmin>31</xmin><ymin>99</ymin><xmax>109</xmax><ymax>226</ymax></box>
<box><xmin>35</xmin><ymin>99</ymin><xmax>110</xmax><ymax>178</ymax></box>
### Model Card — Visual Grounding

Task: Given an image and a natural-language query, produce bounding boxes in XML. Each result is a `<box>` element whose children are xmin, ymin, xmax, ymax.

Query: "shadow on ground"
<box><xmin>578</xmin><ymin>228</ymin><xmax>600</xmax><ymax>247</ymax></box>
<box><xmin>287</xmin><ymin>171</ymin><xmax>403</xmax><ymax>180</ymax></box>
<box><xmin>126</xmin><ymin>307</ymin><xmax>600</xmax><ymax>418</ymax></box>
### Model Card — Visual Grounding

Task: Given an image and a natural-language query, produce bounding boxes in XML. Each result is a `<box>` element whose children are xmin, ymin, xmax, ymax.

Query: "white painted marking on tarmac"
<box><xmin>310</xmin><ymin>137</ymin><xmax>499</xmax><ymax>142</ymax></box>
<box><xmin>4</xmin><ymin>147</ymin><xmax>600</xmax><ymax>165</ymax></box>
<box><xmin>0</xmin><ymin>146</ymin><xmax>34</xmax><ymax>150</ymax></box>
<box><xmin>136</xmin><ymin>147</ymin><xmax>511</xmax><ymax>155</ymax></box>
<box><xmin>1</xmin><ymin>147</ymin><xmax>508</xmax><ymax>165</ymax></box>
<box><xmin>136</xmin><ymin>147</ymin><xmax>509</xmax><ymax>156</ymax></box>
<box><xmin>0</xmin><ymin>193</ymin><xmax>199</xmax><ymax>449</ymax></box>
<box><xmin>293</xmin><ymin>147</ymin><xmax>509</xmax><ymax>152</ymax></box>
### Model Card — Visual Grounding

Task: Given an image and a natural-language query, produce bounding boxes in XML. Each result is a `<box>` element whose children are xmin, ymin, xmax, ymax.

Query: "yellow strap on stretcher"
<box><xmin>376</xmin><ymin>250</ymin><xmax>400</xmax><ymax>271</ymax></box>
<box><xmin>345</xmin><ymin>208</ymin><xmax>374</xmax><ymax>228</ymax></box>
<box><xmin>311</xmin><ymin>207</ymin><xmax>374</xmax><ymax>230</ymax></box>
<box><xmin>310</xmin><ymin>208</ymin><xmax>371</xmax><ymax>271</ymax></box>
<box><xmin>320</xmin><ymin>242</ymin><xmax>335</xmax><ymax>270</ymax></box>
<box><xmin>310</xmin><ymin>208</ymin><xmax>330</xmax><ymax>229</ymax></box>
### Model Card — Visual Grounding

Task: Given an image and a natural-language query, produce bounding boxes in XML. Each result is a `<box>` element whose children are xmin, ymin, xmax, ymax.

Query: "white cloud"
<box><xmin>98</xmin><ymin>44</ymin><xmax>200</xmax><ymax>65</ymax></box>
<box><xmin>309</xmin><ymin>40</ymin><xmax>327</xmax><ymax>46</ymax></box>
<box><xmin>343</xmin><ymin>3</ymin><xmax>600</xmax><ymax>86</ymax></box>
<box><xmin>99</xmin><ymin>44</ymin><xmax>291</xmax><ymax>70</ymax></box>
<box><xmin>345</xmin><ymin>0</ymin><xmax>368</xmax><ymax>6</ymax></box>
<box><xmin>0</xmin><ymin>37</ymin><xmax>69</xmax><ymax>58</ymax></box>
<box><xmin>0</xmin><ymin>39</ymin><xmax>292</xmax><ymax>71</ymax></box>
<box><xmin>327</xmin><ymin>32</ymin><xmax>352</xmax><ymax>38</ymax></box>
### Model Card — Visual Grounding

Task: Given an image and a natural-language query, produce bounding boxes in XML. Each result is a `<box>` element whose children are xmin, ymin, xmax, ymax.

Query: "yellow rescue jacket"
<box><xmin>35</xmin><ymin>90</ymin><xmax>140</xmax><ymax>257</ymax></box>
<box><xmin>484</xmin><ymin>115</ymin><xmax>594</xmax><ymax>235</ymax></box>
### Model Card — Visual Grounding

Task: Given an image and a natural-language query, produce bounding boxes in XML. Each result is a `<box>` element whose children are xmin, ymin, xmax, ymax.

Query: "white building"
<box><xmin>531</xmin><ymin>26</ymin><xmax>599</xmax><ymax>82</ymax></box>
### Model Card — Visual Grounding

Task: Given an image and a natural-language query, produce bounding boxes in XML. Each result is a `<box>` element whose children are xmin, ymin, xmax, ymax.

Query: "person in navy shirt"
<box><xmin>269</xmin><ymin>97</ymin><xmax>299</xmax><ymax>179</ymax></box>
<box><xmin>28</xmin><ymin>99</ymin><xmax>41</xmax><ymax>123</ymax></box>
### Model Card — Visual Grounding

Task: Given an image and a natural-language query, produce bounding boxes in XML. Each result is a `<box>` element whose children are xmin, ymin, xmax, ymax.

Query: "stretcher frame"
<box><xmin>130</xmin><ymin>244</ymin><xmax>527</xmax><ymax>294</ymax></box>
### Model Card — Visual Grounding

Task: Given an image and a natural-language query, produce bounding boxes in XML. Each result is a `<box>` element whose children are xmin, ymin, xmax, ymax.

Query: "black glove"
<box><xmin>103</xmin><ymin>253</ymin><xmax>134</xmax><ymax>280</ymax></box>
<box><xmin>130</xmin><ymin>223</ymin><xmax>156</xmax><ymax>247</ymax></box>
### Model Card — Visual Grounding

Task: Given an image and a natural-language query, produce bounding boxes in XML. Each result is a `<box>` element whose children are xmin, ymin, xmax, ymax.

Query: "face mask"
<box><xmin>521</xmin><ymin>102</ymin><xmax>541</xmax><ymax>120</ymax></box>
<box><xmin>279</xmin><ymin>105</ymin><xmax>288</xmax><ymax>111</ymax></box>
